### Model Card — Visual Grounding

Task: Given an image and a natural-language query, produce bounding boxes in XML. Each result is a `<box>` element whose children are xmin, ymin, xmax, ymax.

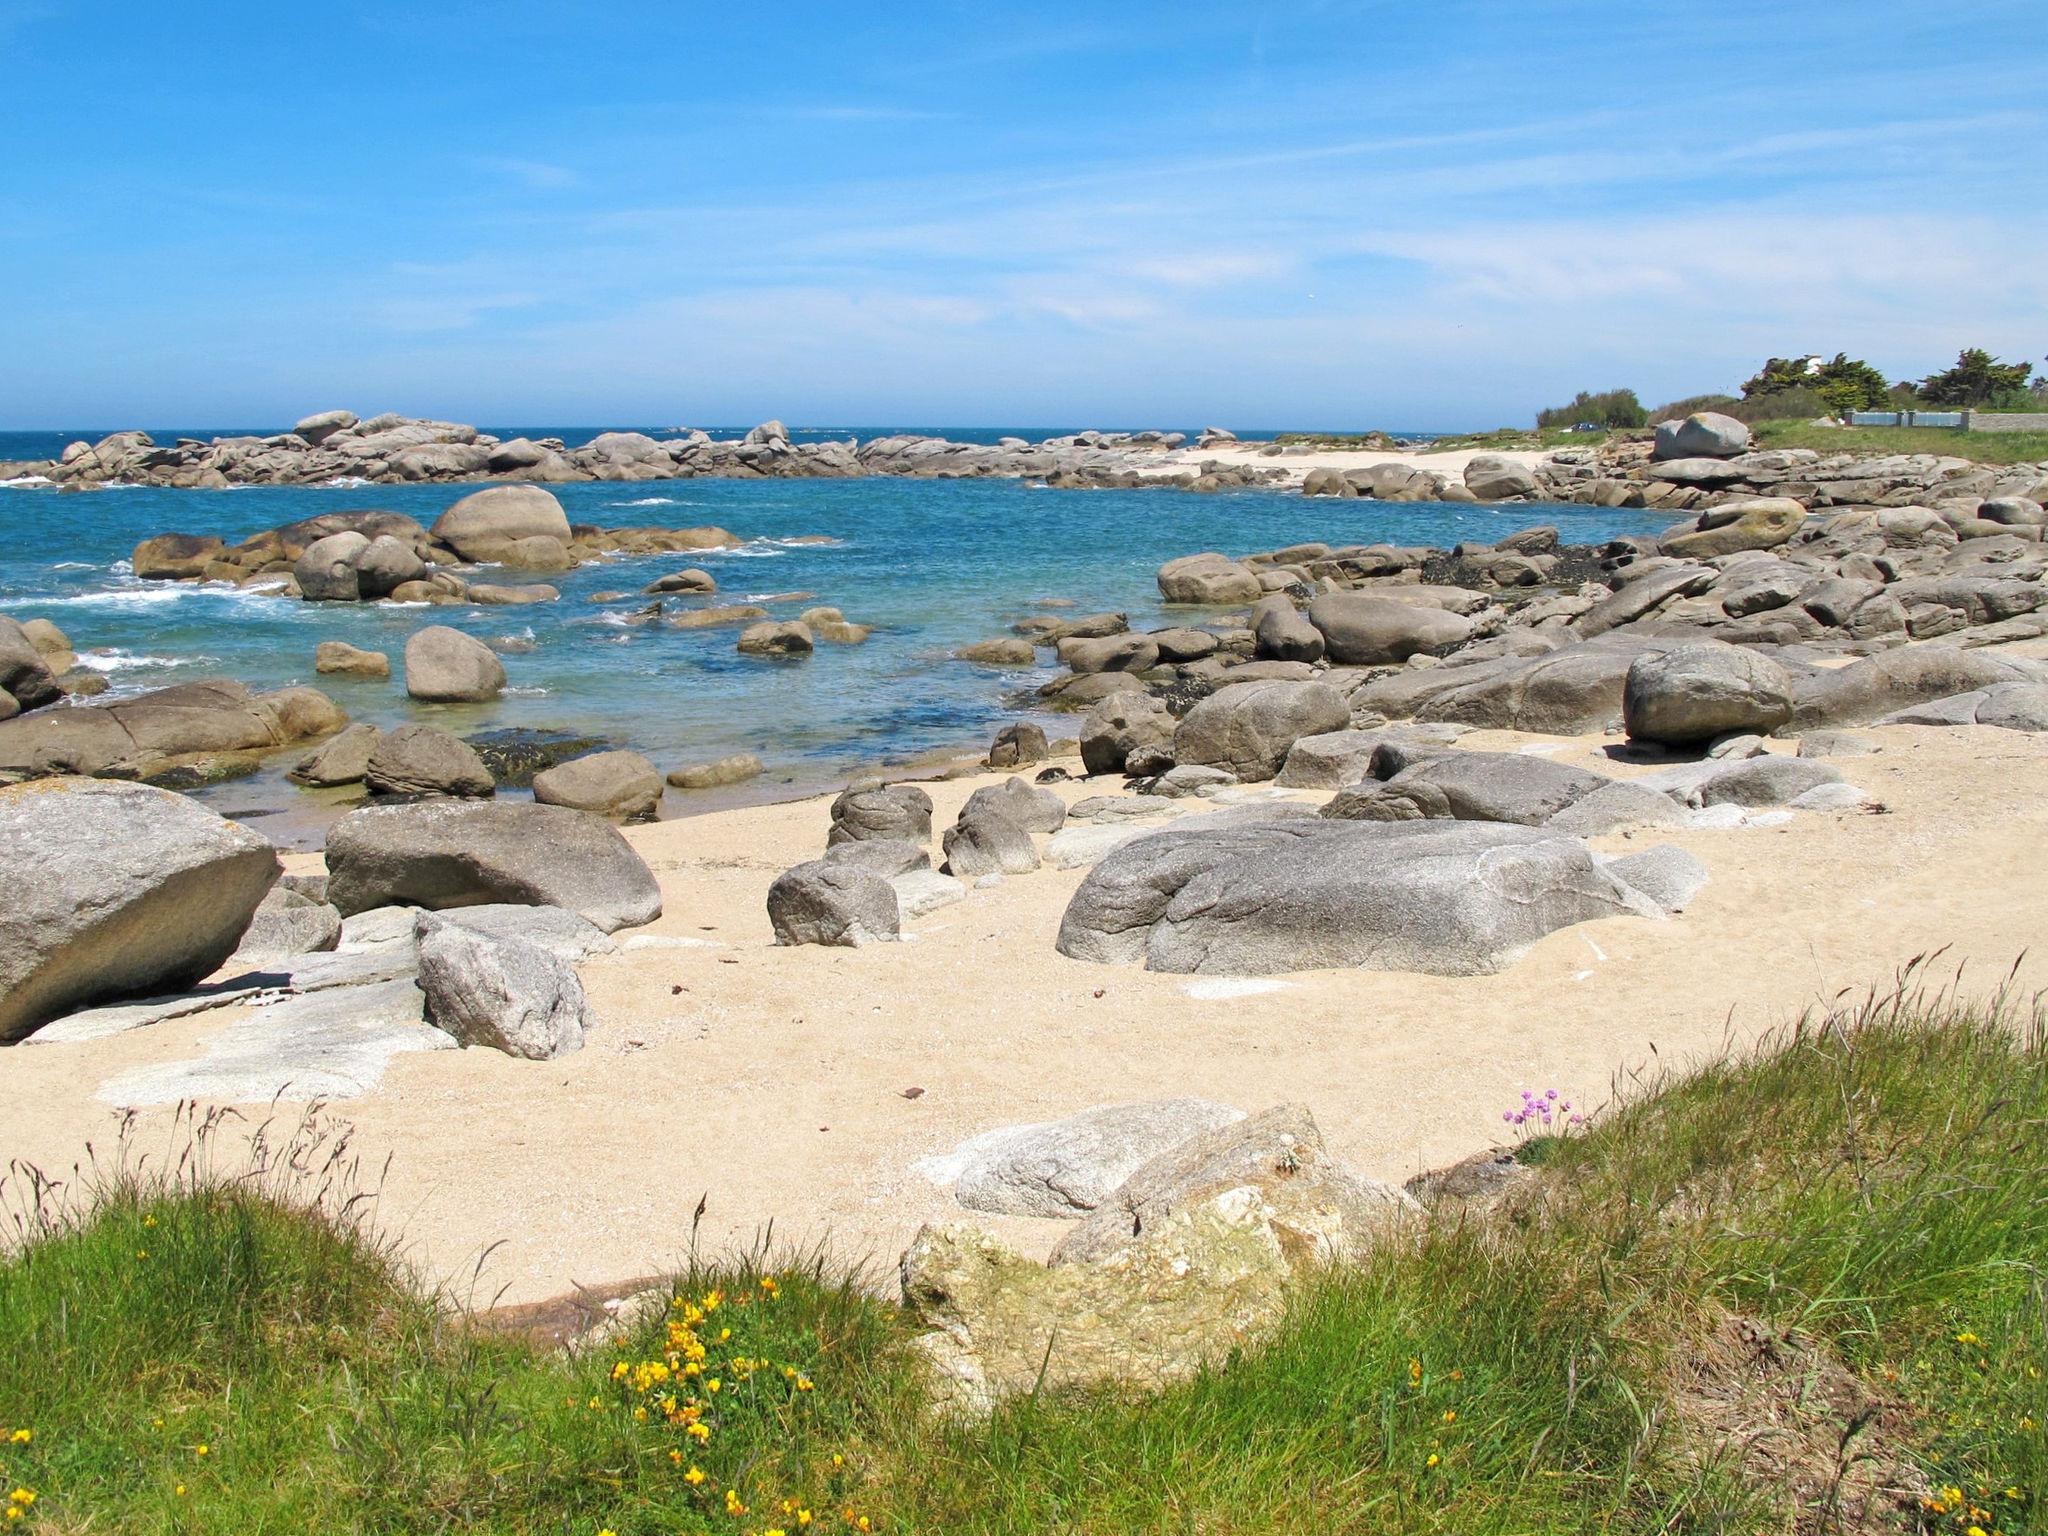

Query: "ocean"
<box><xmin>0</xmin><ymin>427</ymin><xmax>1672</xmax><ymax>845</ymax></box>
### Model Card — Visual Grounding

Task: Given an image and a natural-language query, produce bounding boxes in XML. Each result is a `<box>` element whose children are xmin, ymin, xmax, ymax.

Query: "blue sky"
<box><xmin>2</xmin><ymin>0</ymin><xmax>2043</xmax><ymax>430</ymax></box>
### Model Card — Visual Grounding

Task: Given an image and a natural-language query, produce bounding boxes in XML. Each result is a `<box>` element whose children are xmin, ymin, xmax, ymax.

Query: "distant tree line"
<box><xmin>1538</xmin><ymin>348</ymin><xmax>2044</xmax><ymax>430</ymax></box>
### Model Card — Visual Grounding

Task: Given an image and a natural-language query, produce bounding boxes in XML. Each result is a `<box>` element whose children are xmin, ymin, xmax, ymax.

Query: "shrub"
<box><xmin>1535</xmin><ymin>388</ymin><xmax>1647</xmax><ymax>430</ymax></box>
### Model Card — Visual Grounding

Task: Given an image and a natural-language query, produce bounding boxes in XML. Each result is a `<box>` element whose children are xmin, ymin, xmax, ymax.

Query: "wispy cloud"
<box><xmin>778</xmin><ymin>104</ymin><xmax>954</xmax><ymax>124</ymax></box>
<box><xmin>469</xmin><ymin>156</ymin><xmax>577</xmax><ymax>190</ymax></box>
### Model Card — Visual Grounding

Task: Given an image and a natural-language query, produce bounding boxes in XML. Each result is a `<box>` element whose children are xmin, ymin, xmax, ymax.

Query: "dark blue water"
<box><xmin>0</xmin><ymin>439</ymin><xmax>1670</xmax><ymax>843</ymax></box>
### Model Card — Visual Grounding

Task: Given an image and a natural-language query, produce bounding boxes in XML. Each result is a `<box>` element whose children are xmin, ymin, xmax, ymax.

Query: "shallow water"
<box><xmin>0</xmin><ymin>465</ymin><xmax>1673</xmax><ymax>845</ymax></box>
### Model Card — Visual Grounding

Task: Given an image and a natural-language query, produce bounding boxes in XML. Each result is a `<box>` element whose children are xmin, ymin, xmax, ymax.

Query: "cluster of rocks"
<box><xmin>6</xmin><ymin>782</ymin><xmax>661</xmax><ymax>1089</ymax></box>
<box><xmin>1</xmin><ymin>614</ymin><xmax>105</xmax><ymax>719</ymax></box>
<box><xmin>902</xmin><ymin>1097</ymin><xmax>1541</xmax><ymax>1414</ymax></box>
<box><xmin>0</xmin><ymin>675</ymin><xmax>347</xmax><ymax>785</ymax></box>
<box><xmin>5</xmin><ymin>414</ymin><xmax>1284</xmax><ymax>493</ymax></box>
<box><xmin>130</xmin><ymin>486</ymin><xmax>740</xmax><ymax>605</ymax></box>
<box><xmin>1341</xmin><ymin>410</ymin><xmax>2048</xmax><ymax>521</ymax></box>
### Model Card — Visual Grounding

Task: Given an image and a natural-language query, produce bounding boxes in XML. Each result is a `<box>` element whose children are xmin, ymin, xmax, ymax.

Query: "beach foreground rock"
<box><xmin>415</xmin><ymin>912</ymin><xmax>590</xmax><ymax>1060</ymax></box>
<box><xmin>0</xmin><ymin>778</ymin><xmax>281</xmax><ymax>1041</ymax></box>
<box><xmin>324</xmin><ymin>800</ymin><xmax>661</xmax><ymax>932</ymax></box>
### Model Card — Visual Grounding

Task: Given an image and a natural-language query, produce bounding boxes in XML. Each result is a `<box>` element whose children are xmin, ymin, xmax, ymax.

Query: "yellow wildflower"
<box><xmin>684</xmin><ymin>1465</ymin><xmax>707</xmax><ymax>1486</ymax></box>
<box><xmin>6</xmin><ymin>1491</ymin><xmax>33</xmax><ymax>1509</ymax></box>
<box><xmin>1426</xmin><ymin>1453</ymin><xmax>1440</xmax><ymax>1468</ymax></box>
<box><xmin>5</xmin><ymin>1432</ymin><xmax>27</xmax><ymax>1446</ymax></box>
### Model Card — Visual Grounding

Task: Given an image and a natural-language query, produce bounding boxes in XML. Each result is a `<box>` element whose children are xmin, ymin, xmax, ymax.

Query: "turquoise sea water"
<box><xmin>0</xmin><ymin>430</ymin><xmax>1674</xmax><ymax>845</ymax></box>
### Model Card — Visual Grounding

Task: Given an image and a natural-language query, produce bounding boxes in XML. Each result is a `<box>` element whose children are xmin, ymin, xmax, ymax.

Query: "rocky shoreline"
<box><xmin>0</xmin><ymin>412</ymin><xmax>1282</xmax><ymax>492</ymax></box>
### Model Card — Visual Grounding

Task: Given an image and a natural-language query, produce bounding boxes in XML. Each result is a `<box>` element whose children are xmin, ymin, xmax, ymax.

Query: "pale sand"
<box><xmin>1164</xmin><ymin>441</ymin><xmax>1553</xmax><ymax>486</ymax></box>
<box><xmin>4</xmin><ymin>720</ymin><xmax>2046</xmax><ymax>1305</ymax></box>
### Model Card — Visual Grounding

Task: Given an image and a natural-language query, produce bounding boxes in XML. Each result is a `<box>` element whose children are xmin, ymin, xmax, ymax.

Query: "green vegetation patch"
<box><xmin>3</xmin><ymin>974</ymin><xmax>2043</xmax><ymax>1533</ymax></box>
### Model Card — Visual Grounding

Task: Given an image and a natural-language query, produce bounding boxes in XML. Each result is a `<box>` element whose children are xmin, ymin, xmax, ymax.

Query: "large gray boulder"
<box><xmin>920</xmin><ymin>1099</ymin><xmax>1246</xmax><ymax>1218</ymax></box>
<box><xmin>1623</xmin><ymin>643</ymin><xmax>1795</xmax><ymax>745</ymax></box>
<box><xmin>1057</xmin><ymin>818</ymin><xmax>1648</xmax><ymax>977</ymax></box>
<box><xmin>1173</xmin><ymin>679</ymin><xmax>1349</xmax><ymax>781</ymax></box>
<box><xmin>353</xmin><ymin>535</ymin><xmax>427</xmax><ymax>599</ymax></box>
<box><xmin>827</xmin><ymin>784</ymin><xmax>932</xmax><ymax>846</ymax></box>
<box><xmin>430</xmin><ymin>485</ymin><xmax>572</xmax><ymax>562</ymax></box>
<box><xmin>1463</xmin><ymin>455</ymin><xmax>1540</xmax><ymax>500</ymax></box>
<box><xmin>1324</xmin><ymin>750</ymin><xmax>1609</xmax><ymax>826</ymax></box>
<box><xmin>1079</xmin><ymin>693</ymin><xmax>1174</xmax><ymax>776</ymax></box>
<box><xmin>1661</xmin><ymin>499</ymin><xmax>1806</xmax><ymax>558</ymax></box>
<box><xmin>986</xmin><ymin>722</ymin><xmax>1049</xmax><ymax>769</ymax></box>
<box><xmin>532</xmin><ymin>750</ymin><xmax>663</xmax><ymax>822</ymax></box>
<box><xmin>1790</xmin><ymin>648</ymin><xmax>2044</xmax><ymax>728</ymax></box>
<box><xmin>1654</xmin><ymin>411</ymin><xmax>1752</xmax><ymax>460</ymax></box>
<box><xmin>1058</xmin><ymin>633</ymin><xmax>1158</xmax><ymax>674</ymax></box>
<box><xmin>1602</xmin><ymin>845</ymin><xmax>1709</xmax><ymax>914</ymax></box>
<box><xmin>943</xmin><ymin>803</ymin><xmax>1042</xmax><ymax>877</ymax></box>
<box><xmin>0</xmin><ymin>618</ymin><xmax>61</xmax><ymax>712</ymax></box>
<box><xmin>1250</xmin><ymin>596</ymin><xmax>1325</xmax><ymax>663</ymax></box>
<box><xmin>1882</xmin><ymin>681</ymin><xmax>2048</xmax><ymax>732</ymax></box>
<box><xmin>1157</xmin><ymin>552</ymin><xmax>1263</xmax><ymax>605</ymax></box>
<box><xmin>963</xmin><ymin>776</ymin><xmax>1067</xmax><ymax>833</ymax></box>
<box><xmin>1276</xmin><ymin>725</ymin><xmax>1465</xmax><ymax>789</ymax></box>
<box><xmin>363</xmin><ymin>724</ymin><xmax>495</xmax><ymax>798</ymax></box>
<box><xmin>293</xmin><ymin>531</ymin><xmax>371</xmax><ymax>602</ymax></box>
<box><xmin>1359</xmin><ymin>636</ymin><xmax>1678</xmax><ymax>736</ymax></box>
<box><xmin>0</xmin><ymin>779</ymin><xmax>282</xmax><ymax>1041</ymax></box>
<box><xmin>415</xmin><ymin>911</ymin><xmax>588</xmax><ymax>1060</ymax></box>
<box><xmin>1307</xmin><ymin>592</ymin><xmax>1475</xmax><ymax>664</ymax></box>
<box><xmin>404</xmin><ymin>626</ymin><xmax>506</xmax><ymax>703</ymax></box>
<box><xmin>767</xmin><ymin>859</ymin><xmax>900</xmax><ymax>946</ymax></box>
<box><xmin>324</xmin><ymin>800</ymin><xmax>661</xmax><ymax>932</ymax></box>
<box><xmin>290</xmin><ymin>722</ymin><xmax>381</xmax><ymax>787</ymax></box>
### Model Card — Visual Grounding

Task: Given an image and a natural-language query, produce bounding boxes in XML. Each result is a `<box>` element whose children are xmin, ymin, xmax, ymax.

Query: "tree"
<box><xmin>1918</xmin><ymin>348</ymin><xmax>2035</xmax><ymax>408</ymax></box>
<box><xmin>1744</xmin><ymin>353</ymin><xmax>1889</xmax><ymax>412</ymax></box>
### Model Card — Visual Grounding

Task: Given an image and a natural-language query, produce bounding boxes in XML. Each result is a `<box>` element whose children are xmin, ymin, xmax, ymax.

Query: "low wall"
<box><xmin>1968</xmin><ymin>411</ymin><xmax>2048</xmax><ymax>434</ymax></box>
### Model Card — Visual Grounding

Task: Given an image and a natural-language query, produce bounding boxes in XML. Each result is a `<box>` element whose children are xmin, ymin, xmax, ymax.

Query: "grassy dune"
<box><xmin>1753</xmin><ymin>421</ymin><xmax>2048</xmax><ymax>467</ymax></box>
<box><xmin>2</xmin><ymin>971</ymin><xmax>2043</xmax><ymax>1534</ymax></box>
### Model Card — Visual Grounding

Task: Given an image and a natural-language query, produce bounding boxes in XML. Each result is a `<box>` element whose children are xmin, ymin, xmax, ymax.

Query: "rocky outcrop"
<box><xmin>0</xmin><ymin>779</ymin><xmax>281</xmax><ymax>1041</ymax></box>
<box><xmin>1157</xmin><ymin>552</ymin><xmax>1264</xmax><ymax>605</ymax></box>
<box><xmin>324</xmin><ymin>800</ymin><xmax>662</xmax><ymax>932</ymax></box>
<box><xmin>0</xmin><ymin>679</ymin><xmax>346</xmax><ymax>783</ymax></box>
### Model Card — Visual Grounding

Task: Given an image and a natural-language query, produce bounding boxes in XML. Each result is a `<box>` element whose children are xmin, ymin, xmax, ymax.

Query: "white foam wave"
<box><xmin>50</xmin><ymin>561</ymin><xmax>93</xmax><ymax>570</ymax></box>
<box><xmin>504</xmin><ymin>685</ymin><xmax>550</xmax><ymax>697</ymax></box>
<box><xmin>73</xmin><ymin>650</ymin><xmax>211</xmax><ymax>674</ymax></box>
<box><xmin>25</xmin><ymin>580</ymin><xmax>277</xmax><ymax>610</ymax></box>
<box><xmin>321</xmin><ymin>475</ymin><xmax>374</xmax><ymax>488</ymax></box>
<box><xmin>0</xmin><ymin>475</ymin><xmax>55</xmax><ymax>489</ymax></box>
<box><xmin>613</xmin><ymin>496</ymin><xmax>680</xmax><ymax>507</ymax></box>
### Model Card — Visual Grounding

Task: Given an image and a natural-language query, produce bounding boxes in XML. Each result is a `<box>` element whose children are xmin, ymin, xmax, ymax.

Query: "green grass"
<box><xmin>1269</xmin><ymin>428</ymin><xmax>1619</xmax><ymax>453</ymax></box>
<box><xmin>3</xmin><ymin>973</ymin><xmax>2044</xmax><ymax>1534</ymax></box>
<box><xmin>1755</xmin><ymin>419</ymin><xmax>2048</xmax><ymax>467</ymax></box>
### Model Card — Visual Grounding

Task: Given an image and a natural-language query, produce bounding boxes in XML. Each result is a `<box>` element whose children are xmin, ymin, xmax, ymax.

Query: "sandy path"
<box><xmin>1166</xmin><ymin>442</ymin><xmax>1552</xmax><ymax>486</ymax></box>
<box><xmin>4</xmin><ymin>721</ymin><xmax>2045</xmax><ymax>1304</ymax></box>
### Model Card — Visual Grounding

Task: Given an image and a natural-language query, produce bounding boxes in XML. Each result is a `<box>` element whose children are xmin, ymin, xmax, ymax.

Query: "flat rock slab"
<box><xmin>25</xmin><ymin>976</ymin><xmax>276</xmax><ymax>1046</ymax></box>
<box><xmin>1046</xmin><ymin>822</ymin><xmax>1154</xmax><ymax>869</ymax></box>
<box><xmin>914</xmin><ymin>1098</ymin><xmax>1246</xmax><ymax>1217</ymax></box>
<box><xmin>96</xmin><ymin>980</ymin><xmax>454</xmax><ymax>1106</ymax></box>
<box><xmin>1068</xmin><ymin>794</ymin><xmax>1181</xmax><ymax>822</ymax></box>
<box><xmin>891</xmin><ymin>868</ymin><xmax>968</xmax><ymax>921</ymax></box>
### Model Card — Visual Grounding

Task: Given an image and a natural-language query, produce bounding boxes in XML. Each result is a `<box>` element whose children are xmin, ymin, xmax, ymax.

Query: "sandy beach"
<box><xmin>7</xmin><ymin>702</ymin><xmax>2044</xmax><ymax>1307</ymax></box>
<box><xmin>1169</xmin><ymin>442</ymin><xmax>1554</xmax><ymax>485</ymax></box>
